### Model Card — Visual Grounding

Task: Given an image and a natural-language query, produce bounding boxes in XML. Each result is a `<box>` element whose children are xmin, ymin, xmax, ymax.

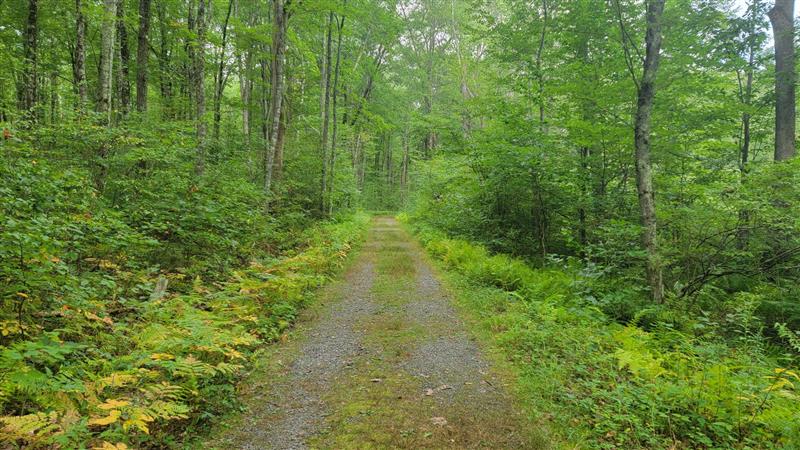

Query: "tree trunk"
<box><xmin>98</xmin><ymin>0</ymin><xmax>118</xmax><ymax>121</ymax></box>
<box><xmin>239</xmin><ymin>49</ymin><xmax>253</xmax><ymax>139</ymax></box>
<box><xmin>156</xmin><ymin>2</ymin><xmax>173</xmax><ymax>117</ymax></box>
<box><xmin>135</xmin><ymin>0</ymin><xmax>151</xmax><ymax>111</ymax></box>
<box><xmin>327</xmin><ymin>15</ymin><xmax>344</xmax><ymax>216</ymax></box>
<box><xmin>263</xmin><ymin>0</ymin><xmax>289</xmax><ymax>206</ymax></box>
<box><xmin>320</xmin><ymin>13</ymin><xmax>333</xmax><ymax>214</ymax></box>
<box><xmin>213</xmin><ymin>0</ymin><xmax>234</xmax><ymax>140</ymax></box>
<box><xmin>74</xmin><ymin>0</ymin><xmax>88</xmax><ymax>110</ymax></box>
<box><xmin>20</xmin><ymin>0</ymin><xmax>39</xmax><ymax>122</ymax></box>
<box><xmin>49</xmin><ymin>71</ymin><xmax>59</xmax><ymax>123</ymax></box>
<box><xmin>633</xmin><ymin>0</ymin><xmax>666</xmax><ymax>302</ymax></box>
<box><xmin>535</xmin><ymin>0</ymin><xmax>548</xmax><ymax>129</ymax></box>
<box><xmin>769</xmin><ymin>0</ymin><xmax>796</xmax><ymax>161</ymax></box>
<box><xmin>116</xmin><ymin>0</ymin><xmax>131</xmax><ymax>116</ymax></box>
<box><xmin>193</xmin><ymin>0</ymin><xmax>207</xmax><ymax>176</ymax></box>
<box><xmin>737</xmin><ymin>0</ymin><xmax>758</xmax><ymax>249</ymax></box>
<box><xmin>274</xmin><ymin>99</ymin><xmax>287</xmax><ymax>181</ymax></box>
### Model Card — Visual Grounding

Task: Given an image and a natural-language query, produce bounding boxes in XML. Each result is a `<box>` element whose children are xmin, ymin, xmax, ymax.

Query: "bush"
<box><xmin>0</xmin><ymin>151</ymin><xmax>370</xmax><ymax>450</ymax></box>
<box><xmin>405</xmin><ymin>217</ymin><xmax>800</xmax><ymax>448</ymax></box>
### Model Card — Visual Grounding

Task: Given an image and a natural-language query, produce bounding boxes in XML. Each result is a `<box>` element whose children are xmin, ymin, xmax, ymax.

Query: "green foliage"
<box><xmin>0</xmin><ymin>147</ymin><xmax>369</xmax><ymax>448</ymax></box>
<box><xmin>405</xmin><ymin>216</ymin><xmax>800</xmax><ymax>448</ymax></box>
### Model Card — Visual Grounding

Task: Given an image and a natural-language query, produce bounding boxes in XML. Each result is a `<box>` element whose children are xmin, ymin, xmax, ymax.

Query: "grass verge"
<box><xmin>401</xmin><ymin>215</ymin><xmax>800</xmax><ymax>449</ymax></box>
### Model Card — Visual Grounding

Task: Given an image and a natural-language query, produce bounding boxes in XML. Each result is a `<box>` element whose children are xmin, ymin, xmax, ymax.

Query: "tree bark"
<box><xmin>328</xmin><ymin>14</ymin><xmax>344</xmax><ymax>216</ymax></box>
<box><xmin>320</xmin><ymin>13</ymin><xmax>334</xmax><ymax>214</ymax></box>
<box><xmin>156</xmin><ymin>1</ymin><xmax>173</xmax><ymax>117</ymax></box>
<box><xmin>633</xmin><ymin>0</ymin><xmax>666</xmax><ymax>302</ymax></box>
<box><xmin>135</xmin><ymin>0</ymin><xmax>151</xmax><ymax>111</ymax></box>
<box><xmin>213</xmin><ymin>0</ymin><xmax>235</xmax><ymax>140</ymax></box>
<box><xmin>116</xmin><ymin>0</ymin><xmax>132</xmax><ymax>116</ymax></box>
<box><xmin>20</xmin><ymin>0</ymin><xmax>39</xmax><ymax>122</ymax></box>
<box><xmin>535</xmin><ymin>0</ymin><xmax>548</xmax><ymax>129</ymax></box>
<box><xmin>98</xmin><ymin>0</ymin><xmax>118</xmax><ymax>121</ymax></box>
<box><xmin>193</xmin><ymin>0</ymin><xmax>208</xmax><ymax>176</ymax></box>
<box><xmin>769</xmin><ymin>0</ymin><xmax>796</xmax><ymax>161</ymax></box>
<box><xmin>74</xmin><ymin>0</ymin><xmax>88</xmax><ymax>110</ymax></box>
<box><xmin>263</xmin><ymin>0</ymin><xmax>289</xmax><ymax>205</ymax></box>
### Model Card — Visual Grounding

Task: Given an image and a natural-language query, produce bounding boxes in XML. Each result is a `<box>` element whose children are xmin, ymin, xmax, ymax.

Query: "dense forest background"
<box><xmin>1</xmin><ymin>0</ymin><xmax>800</xmax><ymax>447</ymax></box>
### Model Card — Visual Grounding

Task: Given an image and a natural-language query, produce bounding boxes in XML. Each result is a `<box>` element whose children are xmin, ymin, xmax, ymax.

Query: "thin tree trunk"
<box><xmin>737</xmin><ymin>0</ymin><xmax>758</xmax><ymax>248</ymax></box>
<box><xmin>633</xmin><ymin>0</ymin><xmax>666</xmax><ymax>302</ymax></box>
<box><xmin>156</xmin><ymin>1</ymin><xmax>173</xmax><ymax>117</ymax></box>
<box><xmin>20</xmin><ymin>0</ymin><xmax>39</xmax><ymax>123</ymax></box>
<box><xmin>193</xmin><ymin>0</ymin><xmax>207</xmax><ymax>176</ymax></box>
<box><xmin>239</xmin><ymin>50</ymin><xmax>253</xmax><ymax>139</ymax></box>
<box><xmin>213</xmin><ymin>0</ymin><xmax>234</xmax><ymax>140</ymax></box>
<box><xmin>769</xmin><ymin>0</ymin><xmax>796</xmax><ymax>161</ymax></box>
<box><xmin>328</xmin><ymin>14</ymin><xmax>344</xmax><ymax>216</ymax></box>
<box><xmin>98</xmin><ymin>0</ymin><xmax>118</xmax><ymax>122</ymax></box>
<box><xmin>116</xmin><ymin>0</ymin><xmax>131</xmax><ymax>116</ymax></box>
<box><xmin>49</xmin><ymin>71</ymin><xmax>59</xmax><ymax>123</ymax></box>
<box><xmin>74</xmin><ymin>0</ymin><xmax>88</xmax><ymax>110</ymax></box>
<box><xmin>320</xmin><ymin>13</ymin><xmax>333</xmax><ymax>214</ymax></box>
<box><xmin>263</xmin><ymin>0</ymin><xmax>289</xmax><ymax>207</ymax></box>
<box><xmin>136</xmin><ymin>0</ymin><xmax>151</xmax><ymax>111</ymax></box>
<box><xmin>274</xmin><ymin>97</ymin><xmax>287</xmax><ymax>181</ymax></box>
<box><xmin>535</xmin><ymin>0</ymin><xmax>548</xmax><ymax>129</ymax></box>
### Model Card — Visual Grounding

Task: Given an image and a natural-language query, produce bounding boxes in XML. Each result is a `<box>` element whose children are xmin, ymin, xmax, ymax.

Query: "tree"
<box><xmin>320</xmin><ymin>12</ymin><xmax>334</xmax><ymax>214</ymax></box>
<box><xmin>98</xmin><ymin>0</ymin><xmax>118</xmax><ymax>120</ymax></box>
<box><xmin>20</xmin><ymin>0</ymin><xmax>39</xmax><ymax>122</ymax></box>
<box><xmin>74</xmin><ymin>0</ymin><xmax>88</xmax><ymax>109</ymax></box>
<box><xmin>212</xmin><ymin>0</ymin><xmax>234</xmax><ymax>140</ymax></box>
<box><xmin>193</xmin><ymin>0</ymin><xmax>208</xmax><ymax>176</ymax></box>
<box><xmin>264</xmin><ymin>0</ymin><xmax>290</xmax><ymax>204</ymax></box>
<box><xmin>633</xmin><ymin>0</ymin><xmax>666</xmax><ymax>302</ymax></box>
<box><xmin>768</xmin><ymin>0</ymin><xmax>795</xmax><ymax>161</ymax></box>
<box><xmin>116</xmin><ymin>0</ymin><xmax>132</xmax><ymax>116</ymax></box>
<box><xmin>136</xmin><ymin>0</ymin><xmax>151</xmax><ymax>112</ymax></box>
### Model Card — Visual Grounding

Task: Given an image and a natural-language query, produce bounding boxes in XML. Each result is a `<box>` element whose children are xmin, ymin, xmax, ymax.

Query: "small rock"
<box><xmin>431</xmin><ymin>416</ymin><xmax>448</xmax><ymax>426</ymax></box>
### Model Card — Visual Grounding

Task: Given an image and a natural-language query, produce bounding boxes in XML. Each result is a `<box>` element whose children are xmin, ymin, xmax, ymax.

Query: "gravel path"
<box><xmin>212</xmin><ymin>217</ymin><xmax>532</xmax><ymax>449</ymax></box>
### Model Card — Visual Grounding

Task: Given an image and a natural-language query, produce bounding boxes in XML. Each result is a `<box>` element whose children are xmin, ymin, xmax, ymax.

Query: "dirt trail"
<box><xmin>211</xmin><ymin>217</ymin><xmax>538</xmax><ymax>449</ymax></box>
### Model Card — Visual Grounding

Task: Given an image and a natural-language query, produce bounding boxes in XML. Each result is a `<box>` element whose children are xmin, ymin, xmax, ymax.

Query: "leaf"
<box><xmin>150</xmin><ymin>353</ymin><xmax>175</xmax><ymax>361</ymax></box>
<box><xmin>92</xmin><ymin>442</ymin><xmax>129</xmax><ymax>450</ymax></box>
<box><xmin>98</xmin><ymin>399</ymin><xmax>130</xmax><ymax>410</ymax></box>
<box><xmin>88</xmin><ymin>410</ymin><xmax>121</xmax><ymax>426</ymax></box>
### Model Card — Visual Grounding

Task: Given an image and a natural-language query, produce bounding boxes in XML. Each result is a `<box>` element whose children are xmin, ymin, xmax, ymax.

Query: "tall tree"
<box><xmin>212</xmin><ymin>0</ymin><xmax>234</xmax><ymax>140</ymax></box>
<box><xmin>74</xmin><ymin>0</ymin><xmax>88</xmax><ymax>109</ymax></box>
<box><xmin>328</xmin><ymin>13</ymin><xmax>345</xmax><ymax>215</ymax></box>
<box><xmin>320</xmin><ymin>12</ymin><xmax>334</xmax><ymax>214</ymax></box>
<box><xmin>633</xmin><ymin>0</ymin><xmax>667</xmax><ymax>302</ymax></box>
<box><xmin>768</xmin><ymin>0</ymin><xmax>796</xmax><ymax>161</ymax></box>
<box><xmin>98</xmin><ymin>0</ymin><xmax>118</xmax><ymax>120</ymax></box>
<box><xmin>116</xmin><ymin>0</ymin><xmax>132</xmax><ymax>116</ymax></box>
<box><xmin>20</xmin><ymin>0</ymin><xmax>39</xmax><ymax>122</ymax></box>
<box><xmin>136</xmin><ymin>0</ymin><xmax>152</xmax><ymax>111</ymax></box>
<box><xmin>193</xmin><ymin>0</ymin><xmax>208</xmax><ymax>175</ymax></box>
<box><xmin>264</xmin><ymin>0</ymin><xmax>290</xmax><ymax>203</ymax></box>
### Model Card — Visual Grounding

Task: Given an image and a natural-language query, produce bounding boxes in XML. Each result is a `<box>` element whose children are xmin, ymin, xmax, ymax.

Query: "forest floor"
<box><xmin>207</xmin><ymin>217</ymin><xmax>545</xmax><ymax>449</ymax></box>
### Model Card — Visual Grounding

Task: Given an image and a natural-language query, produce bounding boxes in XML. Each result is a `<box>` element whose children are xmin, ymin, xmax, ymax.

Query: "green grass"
<box><xmin>402</xmin><ymin>218</ymin><xmax>800</xmax><ymax>449</ymax></box>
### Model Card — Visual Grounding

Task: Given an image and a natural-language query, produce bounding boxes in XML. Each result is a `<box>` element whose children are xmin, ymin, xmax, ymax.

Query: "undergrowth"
<box><xmin>401</xmin><ymin>214</ymin><xmax>800</xmax><ymax>449</ymax></box>
<box><xmin>0</xmin><ymin>154</ymin><xmax>369</xmax><ymax>449</ymax></box>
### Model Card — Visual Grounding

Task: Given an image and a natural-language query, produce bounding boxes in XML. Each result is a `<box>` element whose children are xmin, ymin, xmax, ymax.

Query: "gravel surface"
<box><xmin>237</xmin><ymin>257</ymin><xmax>378</xmax><ymax>450</ymax></box>
<box><xmin>219</xmin><ymin>217</ymin><xmax>528</xmax><ymax>449</ymax></box>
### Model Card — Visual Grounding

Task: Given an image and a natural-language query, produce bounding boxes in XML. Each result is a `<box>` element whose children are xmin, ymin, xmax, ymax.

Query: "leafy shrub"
<box><xmin>0</xmin><ymin>152</ymin><xmax>369</xmax><ymax>449</ymax></box>
<box><xmin>404</xmin><ymin>216</ymin><xmax>800</xmax><ymax>448</ymax></box>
